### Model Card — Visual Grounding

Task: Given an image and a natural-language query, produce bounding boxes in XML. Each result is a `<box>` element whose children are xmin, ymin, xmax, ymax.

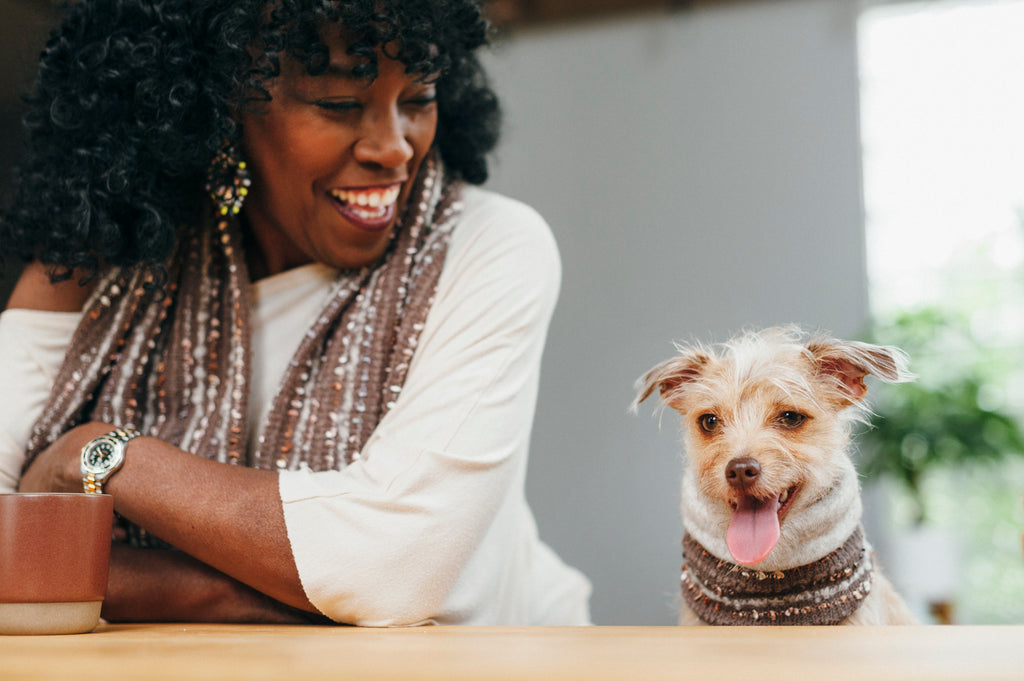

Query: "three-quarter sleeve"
<box><xmin>0</xmin><ymin>309</ymin><xmax>82</xmax><ymax>491</ymax></box>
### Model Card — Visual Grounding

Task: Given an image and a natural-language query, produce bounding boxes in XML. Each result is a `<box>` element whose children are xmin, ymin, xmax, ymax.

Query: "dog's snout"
<box><xmin>725</xmin><ymin>457</ymin><xmax>761</xmax><ymax>490</ymax></box>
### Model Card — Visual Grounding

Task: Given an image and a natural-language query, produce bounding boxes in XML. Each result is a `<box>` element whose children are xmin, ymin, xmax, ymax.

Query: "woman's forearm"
<box><xmin>103</xmin><ymin>544</ymin><xmax>325</xmax><ymax>624</ymax></box>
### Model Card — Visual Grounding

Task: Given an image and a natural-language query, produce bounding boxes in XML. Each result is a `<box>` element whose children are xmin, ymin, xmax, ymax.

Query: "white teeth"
<box><xmin>350</xmin><ymin>205</ymin><xmax>386</xmax><ymax>219</ymax></box>
<box><xmin>331</xmin><ymin>186</ymin><xmax>400</xmax><ymax>208</ymax></box>
<box><xmin>779</xmin><ymin>489</ymin><xmax>789</xmax><ymax>505</ymax></box>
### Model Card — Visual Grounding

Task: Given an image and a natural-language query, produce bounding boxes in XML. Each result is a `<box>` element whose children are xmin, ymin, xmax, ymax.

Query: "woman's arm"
<box><xmin>0</xmin><ymin>310</ymin><xmax>82</xmax><ymax>492</ymax></box>
<box><xmin>103</xmin><ymin>545</ymin><xmax>324</xmax><ymax>623</ymax></box>
<box><xmin>18</xmin><ymin>421</ymin><xmax>318</xmax><ymax>615</ymax></box>
<box><xmin>1</xmin><ymin>262</ymin><xmax>95</xmax><ymax>490</ymax></box>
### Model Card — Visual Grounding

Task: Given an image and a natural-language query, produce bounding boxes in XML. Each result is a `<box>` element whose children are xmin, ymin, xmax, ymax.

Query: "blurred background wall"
<box><xmin>0</xmin><ymin>0</ymin><xmax>58</xmax><ymax>304</ymax></box>
<box><xmin>1</xmin><ymin>0</ymin><xmax>870</xmax><ymax>624</ymax></box>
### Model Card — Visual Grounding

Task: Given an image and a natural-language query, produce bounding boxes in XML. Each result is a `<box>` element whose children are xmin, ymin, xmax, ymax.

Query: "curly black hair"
<box><xmin>1</xmin><ymin>0</ymin><xmax>500</xmax><ymax>279</ymax></box>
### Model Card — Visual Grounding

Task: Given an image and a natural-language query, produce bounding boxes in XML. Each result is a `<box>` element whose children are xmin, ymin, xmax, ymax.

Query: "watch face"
<box><xmin>83</xmin><ymin>438</ymin><xmax>121</xmax><ymax>474</ymax></box>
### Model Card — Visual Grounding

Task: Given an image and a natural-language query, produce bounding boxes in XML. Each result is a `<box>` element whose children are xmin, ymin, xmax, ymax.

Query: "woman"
<box><xmin>0</xmin><ymin>0</ymin><xmax>591</xmax><ymax>625</ymax></box>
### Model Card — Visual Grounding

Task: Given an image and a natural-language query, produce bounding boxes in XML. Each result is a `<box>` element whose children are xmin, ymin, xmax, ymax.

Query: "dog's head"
<box><xmin>634</xmin><ymin>326</ymin><xmax>912</xmax><ymax>566</ymax></box>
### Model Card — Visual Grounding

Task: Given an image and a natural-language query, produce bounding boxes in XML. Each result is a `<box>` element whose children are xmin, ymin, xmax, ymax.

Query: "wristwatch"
<box><xmin>80</xmin><ymin>428</ymin><xmax>142</xmax><ymax>494</ymax></box>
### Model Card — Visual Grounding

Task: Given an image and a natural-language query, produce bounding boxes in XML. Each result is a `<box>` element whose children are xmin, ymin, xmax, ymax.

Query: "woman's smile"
<box><xmin>328</xmin><ymin>184</ymin><xmax>403</xmax><ymax>231</ymax></box>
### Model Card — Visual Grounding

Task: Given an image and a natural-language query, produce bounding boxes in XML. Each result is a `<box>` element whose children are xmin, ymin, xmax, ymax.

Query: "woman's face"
<box><xmin>238</xmin><ymin>37</ymin><xmax>438</xmax><ymax>277</ymax></box>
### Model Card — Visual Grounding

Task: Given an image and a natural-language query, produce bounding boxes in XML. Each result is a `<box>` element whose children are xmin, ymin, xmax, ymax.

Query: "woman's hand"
<box><xmin>18</xmin><ymin>422</ymin><xmax>116</xmax><ymax>494</ymax></box>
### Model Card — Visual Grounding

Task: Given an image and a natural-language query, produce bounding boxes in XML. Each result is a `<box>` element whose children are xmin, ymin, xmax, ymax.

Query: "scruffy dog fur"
<box><xmin>635</xmin><ymin>326</ymin><xmax>916</xmax><ymax>625</ymax></box>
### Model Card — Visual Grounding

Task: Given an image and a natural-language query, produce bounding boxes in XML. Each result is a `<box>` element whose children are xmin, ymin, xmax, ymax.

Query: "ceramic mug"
<box><xmin>0</xmin><ymin>493</ymin><xmax>113</xmax><ymax>635</ymax></box>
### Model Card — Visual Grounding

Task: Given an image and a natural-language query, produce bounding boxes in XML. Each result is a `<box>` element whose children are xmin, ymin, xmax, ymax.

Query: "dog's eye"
<box><xmin>777</xmin><ymin>411</ymin><xmax>807</xmax><ymax>429</ymax></box>
<box><xmin>698</xmin><ymin>413</ymin><xmax>721</xmax><ymax>433</ymax></box>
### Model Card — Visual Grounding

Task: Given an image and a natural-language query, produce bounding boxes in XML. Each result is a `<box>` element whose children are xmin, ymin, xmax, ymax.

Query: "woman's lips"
<box><xmin>328</xmin><ymin>185</ymin><xmax>401</xmax><ymax>231</ymax></box>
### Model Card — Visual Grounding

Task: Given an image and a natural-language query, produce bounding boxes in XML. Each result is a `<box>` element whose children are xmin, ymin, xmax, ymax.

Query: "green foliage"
<box><xmin>924</xmin><ymin>461</ymin><xmax>1024</xmax><ymax>624</ymax></box>
<box><xmin>859</xmin><ymin>307</ymin><xmax>1024</xmax><ymax>524</ymax></box>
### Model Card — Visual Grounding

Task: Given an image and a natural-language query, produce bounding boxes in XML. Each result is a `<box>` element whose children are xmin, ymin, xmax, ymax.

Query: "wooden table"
<box><xmin>2</xmin><ymin>624</ymin><xmax>1022</xmax><ymax>680</ymax></box>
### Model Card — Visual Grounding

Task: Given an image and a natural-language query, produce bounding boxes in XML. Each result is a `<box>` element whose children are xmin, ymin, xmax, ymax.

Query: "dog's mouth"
<box><xmin>725</xmin><ymin>485</ymin><xmax>799</xmax><ymax>566</ymax></box>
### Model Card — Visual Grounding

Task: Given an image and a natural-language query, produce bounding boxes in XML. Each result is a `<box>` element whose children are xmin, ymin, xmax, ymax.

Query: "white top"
<box><xmin>0</xmin><ymin>186</ymin><xmax>592</xmax><ymax>626</ymax></box>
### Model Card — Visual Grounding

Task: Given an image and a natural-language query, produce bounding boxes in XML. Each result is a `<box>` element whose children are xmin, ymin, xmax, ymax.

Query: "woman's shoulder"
<box><xmin>4</xmin><ymin>262</ymin><xmax>95</xmax><ymax>313</ymax></box>
<box><xmin>451</xmin><ymin>187</ymin><xmax>559</xmax><ymax>268</ymax></box>
<box><xmin>437</xmin><ymin>187</ymin><xmax>560</xmax><ymax>314</ymax></box>
<box><xmin>458</xmin><ymin>186</ymin><xmax>551</xmax><ymax>232</ymax></box>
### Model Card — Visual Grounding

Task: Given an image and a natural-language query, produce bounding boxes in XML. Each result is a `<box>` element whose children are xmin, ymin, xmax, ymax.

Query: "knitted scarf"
<box><xmin>681</xmin><ymin>526</ymin><xmax>874</xmax><ymax>625</ymax></box>
<box><xmin>25</xmin><ymin>152</ymin><xmax>462</xmax><ymax>543</ymax></box>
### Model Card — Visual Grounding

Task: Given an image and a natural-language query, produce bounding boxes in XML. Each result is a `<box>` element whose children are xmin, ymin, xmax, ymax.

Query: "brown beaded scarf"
<box><xmin>24</xmin><ymin>152</ymin><xmax>462</xmax><ymax>544</ymax></box>
<box><xmin>681</xmin><ymin>526</ymin><xmax>874</xmax><ymax>625</ymax></box>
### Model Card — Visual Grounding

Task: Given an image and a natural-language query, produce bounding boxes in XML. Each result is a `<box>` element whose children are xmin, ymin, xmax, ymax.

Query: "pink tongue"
<box><xmin>726</xmin><ymin>493</ymin><xmax>781</xmax><ymax>565</ymax></box>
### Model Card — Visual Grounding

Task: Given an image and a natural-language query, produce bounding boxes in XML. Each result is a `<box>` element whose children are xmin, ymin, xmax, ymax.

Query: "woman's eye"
<box><xmin>403</xmin><ymin>94</ymin><xmax>437</xmax><ymax>108</ymax></box>
<box><xmin>314</xmin><ymin>99</ymin><xmax>360</xmax><ymax>113</ymax></box>
<box><xmin>777</xmin><ymin>411</ymin><xmax>807</xmax><ymax>429</ymax></box>
<box><xmin>698</xmin><ymin>414</ymin><xmax>720</xmax><ymax>434</ymax></box>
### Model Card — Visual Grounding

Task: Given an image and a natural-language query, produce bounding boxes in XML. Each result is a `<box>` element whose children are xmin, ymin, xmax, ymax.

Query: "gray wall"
<box><xmin>483</xmin><ymin>0</ymin><xmax>871</xmax><ymax>624</ymax></box>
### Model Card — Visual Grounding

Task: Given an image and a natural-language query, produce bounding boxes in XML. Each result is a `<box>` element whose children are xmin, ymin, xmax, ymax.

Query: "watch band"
<box><xmin>81</xmin><ymin>428</ymin><xmax>142</xmax><ymax>495</ymax></box>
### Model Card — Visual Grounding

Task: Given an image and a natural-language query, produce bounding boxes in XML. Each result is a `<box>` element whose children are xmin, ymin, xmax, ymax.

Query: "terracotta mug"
<box><xmin>0</xmin><ymin>493</ymin><xmax>113</xmax><ymax>635</ymax></box>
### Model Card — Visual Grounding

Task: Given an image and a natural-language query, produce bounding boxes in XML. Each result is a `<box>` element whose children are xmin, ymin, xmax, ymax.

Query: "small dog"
<box><xmin>635</xmin><ymin>326</ymin><xmax>916</xmax><ymax>625</ymax></box>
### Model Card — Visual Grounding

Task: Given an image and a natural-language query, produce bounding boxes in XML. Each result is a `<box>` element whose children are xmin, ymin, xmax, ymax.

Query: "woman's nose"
<box><xmin>353</xmin><ymin>110</ymin><xmax>414</xmax><ymax>168</ymax></box>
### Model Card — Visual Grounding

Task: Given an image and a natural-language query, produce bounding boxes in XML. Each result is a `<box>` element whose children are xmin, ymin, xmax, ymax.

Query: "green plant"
<box><xmin>858</xmin><ymin>307</ymin><xmax>1024</xmax><ymax>524</ymax></box>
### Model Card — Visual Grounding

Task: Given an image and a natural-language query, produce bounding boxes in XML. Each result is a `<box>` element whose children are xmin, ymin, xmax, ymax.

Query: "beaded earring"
<box><xmin>205</xmin><ymin>143</ymin><xmax>251</xmax><ymax>216</ymax></box>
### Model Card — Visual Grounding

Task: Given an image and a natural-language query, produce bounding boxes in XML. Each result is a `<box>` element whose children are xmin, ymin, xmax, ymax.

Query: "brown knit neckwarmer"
<box><xmin>25</xmin><ymin>152</ymin><xmax>462</xmax><ymax>546</ymax></box>
<box><xmin>681</xmin><ymin>526</ymin><xmax>873</xmax><ymax>625</ymax></box>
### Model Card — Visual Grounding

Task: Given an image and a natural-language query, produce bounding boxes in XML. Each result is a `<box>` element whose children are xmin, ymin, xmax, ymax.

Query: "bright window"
<box><xmin>859</xmin><ymin>0</ymin><xmax>1024</xmax><ymax>624</ymax></box>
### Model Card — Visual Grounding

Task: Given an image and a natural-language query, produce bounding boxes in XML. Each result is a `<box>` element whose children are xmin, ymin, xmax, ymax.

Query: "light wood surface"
<box><xmin>2</xmin><ymin>623</ymin><xmax>1021</xmax><ymax>680</ymax></box>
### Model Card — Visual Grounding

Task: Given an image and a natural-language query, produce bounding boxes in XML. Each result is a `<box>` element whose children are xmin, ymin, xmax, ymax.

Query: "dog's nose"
<box><xmin>726</xmin><ymin>457</ymin><xmax>761</xmax><ymax>490</ymax></box>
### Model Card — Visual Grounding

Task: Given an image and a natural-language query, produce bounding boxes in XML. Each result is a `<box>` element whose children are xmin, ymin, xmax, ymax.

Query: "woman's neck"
<box><xmin>239</xmin><ymin>215</ymin><xmax>313</xmax><ymax>281</ymax></box>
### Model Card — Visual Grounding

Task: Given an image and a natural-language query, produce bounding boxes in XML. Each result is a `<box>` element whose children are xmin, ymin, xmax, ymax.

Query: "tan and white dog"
<box><xmin>635</xmin><ymin>326</ymin><xmax>916</xmax><ymax>625</ymax></box>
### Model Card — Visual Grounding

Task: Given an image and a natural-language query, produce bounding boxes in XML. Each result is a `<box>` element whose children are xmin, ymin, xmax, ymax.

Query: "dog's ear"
<box><xmin>633</xmin><ymin>350</ymin><xmax>710</xmax><ymax>412</ymax></box>
<box><xmin>807</xmin><ymin>339</ymin><xmax>914</xmax><ymax>404</ymax></box>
